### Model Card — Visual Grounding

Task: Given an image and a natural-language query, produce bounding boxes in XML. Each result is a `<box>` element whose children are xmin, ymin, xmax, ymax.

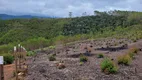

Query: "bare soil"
<box><xmin>6</xmin><ymin>38</ymin><xmax>142</xmax><ymax>80</ymax></box>
<box><xmin>4</xmin><ymin>64</ymin><xmax>15</xmax><ymax>80</ymax></box>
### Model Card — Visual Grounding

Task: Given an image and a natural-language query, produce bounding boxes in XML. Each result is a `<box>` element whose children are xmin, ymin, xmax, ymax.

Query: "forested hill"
<box><xmin>0</xmin><ymin>10</ymin><xmax>142</xmax><ymax>51</ymax></box>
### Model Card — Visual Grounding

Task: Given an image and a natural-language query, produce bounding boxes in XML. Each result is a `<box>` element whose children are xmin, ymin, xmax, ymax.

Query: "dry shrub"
<box><xmin>129</xmin><ymin>47</ymin><xmax>139</xmax><ymax>54</ymax></box>
<box><xmin>117</xmin><ymin>54</ymin><xmax>132</xmax><ymax>65</ymax></box>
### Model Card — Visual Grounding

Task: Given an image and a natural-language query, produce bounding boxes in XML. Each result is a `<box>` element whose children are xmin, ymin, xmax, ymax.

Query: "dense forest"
<box><xmin>0</xmin><ymin>10</ymin><xmax>142</xmax><ymax>56</ymax></box>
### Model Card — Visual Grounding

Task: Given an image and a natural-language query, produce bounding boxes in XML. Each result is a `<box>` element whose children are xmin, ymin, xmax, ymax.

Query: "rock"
<box><xmin>57</xmin><ymin>63</ymin><xmax>66</xmax><ymax>69</ymax></box>
<box><xmin>18</xmin><ymin>72</ymin><xmax>24</xmax><ymax>76</ymax></box>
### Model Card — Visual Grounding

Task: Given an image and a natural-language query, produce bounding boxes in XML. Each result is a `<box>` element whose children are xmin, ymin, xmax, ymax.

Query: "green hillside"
<box><xmin>0</xmin><ymin>10</ymin><xmax>142</xmax><ymax>54</ymax></box>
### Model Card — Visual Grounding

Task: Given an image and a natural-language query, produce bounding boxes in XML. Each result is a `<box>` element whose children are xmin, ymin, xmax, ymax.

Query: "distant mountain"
<box><xmin>0</xmin><ymin>14</ymin><xmax>52</xmax><ymax>20</ymax></box>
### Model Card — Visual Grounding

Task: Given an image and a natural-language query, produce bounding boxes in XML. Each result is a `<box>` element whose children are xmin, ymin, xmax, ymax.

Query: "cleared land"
<box><xmin>23</xmin><ymin>38</ymin><xmax>142</xmax><ymax>80</ymax></box>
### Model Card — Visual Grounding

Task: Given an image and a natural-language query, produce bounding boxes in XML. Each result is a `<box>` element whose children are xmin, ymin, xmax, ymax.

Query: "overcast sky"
<box><xmin>0</xmin><ymin>0</ymin><xmax>142</xmax><ymax>17</ymax></box>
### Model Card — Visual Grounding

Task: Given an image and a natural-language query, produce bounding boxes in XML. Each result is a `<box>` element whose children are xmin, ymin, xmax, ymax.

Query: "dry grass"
<box><xmin>117</xmin><ymin>54</ymin><xmax>132</xmax><ymax>65</ymax></box>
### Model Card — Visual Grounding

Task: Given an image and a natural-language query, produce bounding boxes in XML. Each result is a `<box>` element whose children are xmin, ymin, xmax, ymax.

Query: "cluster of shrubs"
<box><xmin>117</xmin><ymin>47</ymin><xmax>139</xmax><ymax>65</ymax></box>
<box><xmin>100</xmin><ymin>47</ymin><xmax>139</xmax><ymax>74</ymax></box>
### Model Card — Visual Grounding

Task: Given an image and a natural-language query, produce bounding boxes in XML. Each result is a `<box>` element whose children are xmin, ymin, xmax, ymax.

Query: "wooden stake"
<box><xmin>0</xmin><ymin>56</ymin><xmax>4</xmax><ymax>80</ymax></box>
<box><xmin>0</xmin><ymin>64</ymin><xmax>4</xmax><ymax>80</ymax></box>
<box><xmin>15</xmin><ymin>56</ymin><xmax>18</xmax><ymax>80</ymax></box>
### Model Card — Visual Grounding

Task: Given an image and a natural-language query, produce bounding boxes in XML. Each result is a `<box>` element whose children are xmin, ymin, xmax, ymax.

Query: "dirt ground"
<box><xmin>4</xmin><ymin>64</ymin><xmax>15</xmax><ymax>80</ymax></box>
<box><xmin>4</xmin><ymin>38</ymin><xmax>142</xmax><ymax>80</ymax></box>
<box><xmin>25</xmin><ymin>38</ymin><xmax>142</xmax><ymax>80</ymax></box>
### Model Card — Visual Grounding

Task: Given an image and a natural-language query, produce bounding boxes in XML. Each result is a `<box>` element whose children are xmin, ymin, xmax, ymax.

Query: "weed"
<box><xmin>80</xmin><ymin>55</ymin><xmax>88</xmax><ymax>62</ymax></box>
<box><xmin>97</xmin><ymin>53</ymin><xmax>104</xmax><ymax>58</ymax></box>
<box><xmin>27</xmin><ymin>51</ymin><xmax>36</xmax><ymax>56</ymax></box>
<box><xmin>101</xmin><ymin>58</ymin><xmax>118</xmax><ymax>74</ymax></box>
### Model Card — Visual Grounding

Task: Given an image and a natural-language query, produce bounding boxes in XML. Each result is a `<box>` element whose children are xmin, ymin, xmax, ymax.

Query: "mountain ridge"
<box><xmin>0</xmin><ymin>14</ymin><xmax>53</xmax><ymax>20</ymax></box>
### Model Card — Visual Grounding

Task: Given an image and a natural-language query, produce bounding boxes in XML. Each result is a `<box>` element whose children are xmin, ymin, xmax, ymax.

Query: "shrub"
<box><xmin>2</xmin><ymin>54</ymin><xmax>14</xmax><ymax>64</ymax></box>
<box><xmin>48</xmin><ymin>54</ymin><xmax>56</xmax><ymax>61</ymax></box>
<box><xmin>49</xmin><ymin>46</ymin><xmax>56</xmax><ymax>49</ymax></box>
<box><xmin>27</xmin><ymin>51</ymin><xmax>36</xmax><ymax>56</ymax></box>
<box><xmin>117</xmin><ymin>54</ymin><xmax>132</xmax><ymax>65</ymax></box>
<box><xmin>129</xmin><ymin>47</ymin><xmax>139</xmax><ymax>54</ymax></box>
<box><xmin>80</xmin><ymin>55</ymin><xmax>88</xmax><ymax>62</ymax></box>
<box><xmin>97</xmin><ymin>53</ymin><xmax>104</xmax><ymax>58</ymax></box>
<box><xmin>101</xmin><ymin>58</ymin><xmax>118</xmax><ymax>74</ymax></box>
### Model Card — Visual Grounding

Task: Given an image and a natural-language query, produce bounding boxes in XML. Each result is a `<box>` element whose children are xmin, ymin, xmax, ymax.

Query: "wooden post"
<box><xmin>14</xmin><ymin>46</ymin><xmax>18</xmax><ymax>80</ymax></box>
<box><xmin>0</xmin><ymin>56</ymin><xmax>4</xmax><ymax>80</ymax></box>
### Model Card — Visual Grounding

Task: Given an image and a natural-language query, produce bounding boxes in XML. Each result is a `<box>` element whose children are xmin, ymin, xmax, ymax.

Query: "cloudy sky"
<box><xmin>0</xmin><ymin>0</ymin><xmax>142</xmax><ymax>17</ymax></box>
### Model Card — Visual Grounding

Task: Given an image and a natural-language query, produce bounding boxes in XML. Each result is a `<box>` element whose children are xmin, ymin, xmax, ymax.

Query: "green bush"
<box><xmin>27</xmin><ymin>51</ymin><xmax>36</xmax><ymax>56</ymax></box>
<box><xmin>97</xmin><ymin>53</ymin><xmax>104</xmax><ymax>58</ymax></box>
<box><xmin>101</xmin><ymin>58</ymin><xmax>118</xmax><ymax>74</ymax></box>
<box><xmin>48</xmin><ymin>54</ymin><xmax>56</xmax><ymax>61</ymax></box>
<box><xmin>117</xmin><ymin>54</ymin><xmax>132</xmax><ymax>65</ymax></box>
<box><xmin>80</xmin><ymin>55</ymin><xmax>88</xmax><ymax>62</ymax></box>
<box><xmin>49</xmin><ymin>46</ymin><xmax>56</xmax><ymax>49</ymax></box>
<box><xmin>2</xmin><ymin>54</ymin><xmax>14</xmax><ymax>64</ymax></box>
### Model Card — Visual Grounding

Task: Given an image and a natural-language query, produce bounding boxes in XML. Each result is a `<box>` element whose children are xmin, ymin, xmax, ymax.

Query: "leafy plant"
<box><xmin>27</xmin><ymin>51</ymin><xmax>36</xmax><ymax>56</ymax></box>
<box><xmin>101</xmin><ymin>58</ymin><xmax>118</xmax><ymax>74</ymax></box>
<box><xmin>49</xmin><ymin>46</ymin><xmax>56</xmax><ymax>49</ymax></box>
<box><xmin>2</xmin><ymin>53</ymin><xmax>14</xmax><ymax>64</ymax></box>
<box><xmin>117</xmin><ymin>54</ymin><xmax>132</xmax><ymax>65</ymax></box>
<box><xmin>80</xmin><ymin>55</ymin><xmax>88</xmax><ymax>62</ymax></box>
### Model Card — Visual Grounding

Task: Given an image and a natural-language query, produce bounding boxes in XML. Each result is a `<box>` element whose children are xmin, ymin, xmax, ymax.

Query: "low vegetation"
<box><xmin>2</xmin><ymin>53</ymin><xmax>14</xmax><ymax>64</ymax></box>
<box><xmin>97</xmin><ymin>53</ymin><xmax>104</xmax><ymax>58</ymax></box>
<box><xmin>101</xmin><ymin>58</ymin><xmax>118</xmax><ymax>74</ymax></box>
<box><xmin>27</xmin><ymin>51</ymin><xmax>36</xmax><ymax>56</ymax></box>
<box><xmin>128</xmin><ymin>52</ymin><xmax>135</xmax><ymax>58</ymax></box>
<box><xmin>117</xmin><ymin>54</ymin><xmax>132</xmax><ymax>65</ymax></box>
<box><xmin>80</xmin><ymin>54</ymin><xmax>88</xmax><ymax>62</ymax></box>
<box><xmin>48</xmin><ymin>54</ymin><xmax>56</xmax><ymax>61</ymax></box>
<box><xmin>129</xmin><ymin>47</ymin><xmax>139</xmax><ymax>54</ymax></box>
<box><xmin>49</xmin><ymin>46</ymin><xmax>56</xmax><ymax>49</ymax></box>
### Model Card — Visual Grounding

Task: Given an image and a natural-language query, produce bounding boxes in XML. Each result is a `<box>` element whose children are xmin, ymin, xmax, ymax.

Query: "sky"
<box><xmin>0</xmin><ymin>0</ymin><xmax>142</xmax><ymax>17</ymax></box>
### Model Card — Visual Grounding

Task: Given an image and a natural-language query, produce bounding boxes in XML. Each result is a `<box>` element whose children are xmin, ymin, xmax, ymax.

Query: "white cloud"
<box><xmin>0</xmin><ymin>0</ymin><xmax>141</xmax><ymax>17</ymax></box>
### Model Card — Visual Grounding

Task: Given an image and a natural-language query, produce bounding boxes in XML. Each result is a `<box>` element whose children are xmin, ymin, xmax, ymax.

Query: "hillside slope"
<box><xmin>0</xmin><ymin>10</ymin><xmax>142</xmax><ymax>52</ymax></box>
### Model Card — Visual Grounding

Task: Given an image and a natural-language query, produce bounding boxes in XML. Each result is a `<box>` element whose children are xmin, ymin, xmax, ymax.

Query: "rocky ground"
<box><xmin>25</xmin><ymin>38</ymin><xmax>142</xmax><ymax>80</ymax></box>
